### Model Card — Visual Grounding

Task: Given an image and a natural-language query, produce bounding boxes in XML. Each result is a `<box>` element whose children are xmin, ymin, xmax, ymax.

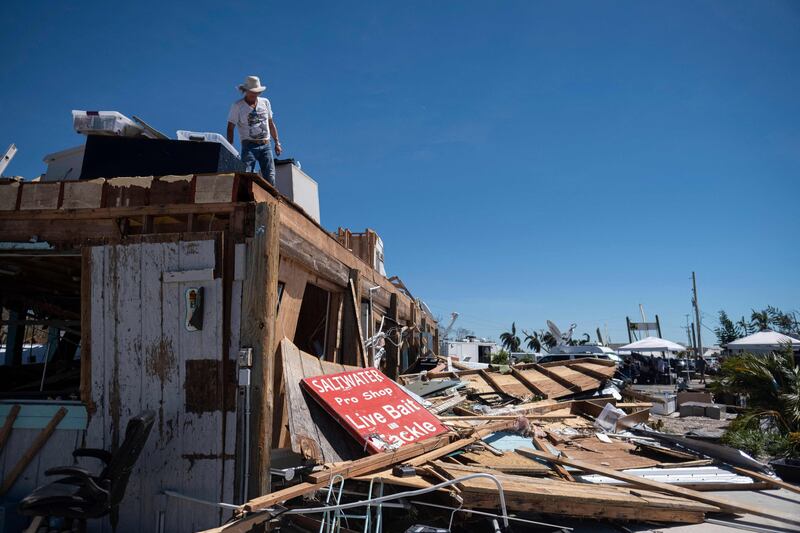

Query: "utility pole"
<box><xmin>692</xmin><ymin>272</ymin><xmax>703</xmax><ymax>359</ymax></box>
<box><xmin>684</xmin><ymin>314</ymin><xmax>692</xmax><ymax>349</ymax></box>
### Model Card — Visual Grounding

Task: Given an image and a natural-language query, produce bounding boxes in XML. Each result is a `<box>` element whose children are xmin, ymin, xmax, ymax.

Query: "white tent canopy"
<box><xmin>617</xmin><ymin>336</ymin><xmax>686</xmax><ymax>354</ymax></box>
<box><xmin>725</xmin><ymin>330</ymin><xmax>800</xmax><ymax>352</ymax></box>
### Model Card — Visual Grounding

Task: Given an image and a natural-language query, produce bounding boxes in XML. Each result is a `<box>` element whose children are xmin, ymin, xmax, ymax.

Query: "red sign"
<box><xmin>301</xmin><ymin>368</ymin><xmax>448</xmax><ymax>453</ymax></box>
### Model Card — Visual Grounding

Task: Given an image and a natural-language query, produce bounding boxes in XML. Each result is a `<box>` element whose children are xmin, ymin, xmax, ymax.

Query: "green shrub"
<box><xmin>491</xmin><ymin>349</ymin><xmax>509</xmax><ymax>365</ymax></box>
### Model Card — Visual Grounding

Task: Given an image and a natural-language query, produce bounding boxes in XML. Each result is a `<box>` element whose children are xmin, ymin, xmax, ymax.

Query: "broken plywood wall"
<box><xmin>85</xmin><ymin>238</ymin><xmax>234</xmax><ymax>533</ymax></box>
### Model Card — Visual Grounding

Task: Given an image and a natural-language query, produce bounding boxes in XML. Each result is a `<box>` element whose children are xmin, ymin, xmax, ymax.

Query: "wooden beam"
<box><xmin>509</xmin><ymin>367</ymin><xmax>548</xmax><ymax>397</ymax></box>
<box><xmin>567</xmin><ymin>362</ymin><xmax>617</xmax><ymax>381</ymax></box>
<box><xmin>438</xmin><ymin>414</ymin><xmax>577</xmax><ymax>421</ymax></box>
<box><xmin>278</xmin><ymin>225</ymin><xmax>349</xmax><ymax>287</ymax></box>
<box><xmin>340</xmin><ymin>271</ymin><xmax>365</xmax><ymax>367</ymax></box>
<box><xmin>532</xmin><ymin>364</ymin><xmax>581</xmax><ymax>393</ymax></box>
<box><xmin>240</xmin><ymin>202</ymin><xmax>280</xmax><ymax>498</ymax></box>
<box><xmin>0</xmin><ymin>202</ymin><xmax>239</xmax><ymax>221</ymax></box>
<box><xmin>732</xmin><ymin>466</ymin><xmax>800</xmax><ymax>496</ymax></box>
<box><xmin>477</xmin><ymin>369</ymin><xmax>506</xmax><ymax>395</ymax></box>
<box><xmin>531</xmin><ymin>435</ymin><xmax>574</xmax><ymax>481</ymax></box>
<box><xmin>517</xmin><ymin>448</ymin><xmax>800</xmax><ymax>528</ymax></box>
<box><xmin>0</xmin><ymin>404</ymin><xmax>21</xmax><ymax>454</ymax></box>
<box><xmin>301</xmin><ymin>433</ymin><xmax>455</xmax><ymax>488</ymax></box>
<box><xmin>0</xmin><ymin>407</ymin><xmax>67</xmax><ymax>496</ymax></box>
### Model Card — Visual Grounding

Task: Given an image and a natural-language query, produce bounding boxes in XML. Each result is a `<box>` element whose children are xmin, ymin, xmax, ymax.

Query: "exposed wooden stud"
<box><xmin>240</xmin><ymin>201</ymin><xmax>280</xmax><ymax>498</ymax></box>
<box><xmin>0</xmin><ymin>404</ymin><xmax>21</xmax><ymax>454</ymax></box>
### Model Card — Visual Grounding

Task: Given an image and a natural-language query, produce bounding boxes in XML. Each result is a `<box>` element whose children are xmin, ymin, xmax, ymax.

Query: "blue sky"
<box><xmin>2</xmin><ymin>1</ymin><xmax>799</xmax><ymax>345</ymax></box>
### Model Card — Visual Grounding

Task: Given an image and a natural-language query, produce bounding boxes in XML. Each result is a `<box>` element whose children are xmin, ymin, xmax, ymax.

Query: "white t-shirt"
<box><xmin>227</xmin><ymin>97</ymin><xmax>273</xmax><ymax>142</ymax></box>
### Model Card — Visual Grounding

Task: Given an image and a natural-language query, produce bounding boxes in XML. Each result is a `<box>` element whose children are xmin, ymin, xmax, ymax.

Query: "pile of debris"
<box><xmin>205</xmin><ymin>340</ymin><xmax>800</xmax><ymax>533</ymax></box>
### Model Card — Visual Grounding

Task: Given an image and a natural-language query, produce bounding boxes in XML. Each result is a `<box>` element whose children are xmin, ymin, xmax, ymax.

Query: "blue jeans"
<box><xmin>241</xmin><ymin>140</ymin><xmax>275</xmax><ymax>186</ymax></box>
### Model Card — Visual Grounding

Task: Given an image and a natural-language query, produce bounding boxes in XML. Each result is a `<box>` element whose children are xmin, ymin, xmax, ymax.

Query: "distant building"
<box><xmin>443</xmin><ymin>335</ymin><xmax>497</xmax><ymax>364</ymax></box>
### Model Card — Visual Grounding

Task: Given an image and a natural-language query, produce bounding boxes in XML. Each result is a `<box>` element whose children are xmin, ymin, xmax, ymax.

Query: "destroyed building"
<box><xmin>0</xmin><ymin>127</ymin><xmax>438</xmax><ymax>531</ymax></box>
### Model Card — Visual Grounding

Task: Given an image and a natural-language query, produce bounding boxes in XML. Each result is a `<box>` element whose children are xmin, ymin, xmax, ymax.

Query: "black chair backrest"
<box><xmin>105</xmin><ymin>410</ymin><xmax>156</xmax><ymax>506</ymax></box>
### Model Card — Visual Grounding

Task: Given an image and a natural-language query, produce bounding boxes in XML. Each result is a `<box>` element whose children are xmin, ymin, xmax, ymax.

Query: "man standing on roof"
<box><xmin>227</xmin><ymin>75</ymin><xmax>282</xmax><ymax>186</ymax></box>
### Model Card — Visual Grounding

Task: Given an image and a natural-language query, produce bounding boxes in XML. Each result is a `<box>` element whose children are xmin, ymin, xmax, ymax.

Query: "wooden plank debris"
<box><xmin>428</xmin><ymin>463</ymin><xmax>715</xmax><ymax>523</ymax></box>
<box><xmin>439</xmin><ymin>413</ymin><xmax>577</xmax><ymax>422</ymax></box>
<box><xmin>532</xmin><ymin>435</ymin><xmax>574</xmax><ymax>481</ymax></box>
<box><xmin>517</xmin><ymin>448</ymin><xmax>800</xmax><ymax>528</ymax></box>
<box><xmin>0</xmin><ymin>407</ymin><xmax>67</xmax><ymax>496</ymax></box>
<box><xmin>732</xmin><ymin>466</ymin><xmax>800</xmax><ymax>496</ymax></box>
<box><xmin>279</xmin><ymin>338</ymin><xmax>363</xmax><ymax>464</ymax></box>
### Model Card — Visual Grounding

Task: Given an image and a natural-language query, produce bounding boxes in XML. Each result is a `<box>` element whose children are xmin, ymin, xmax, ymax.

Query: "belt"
<box><xmin>243</xmin><ymin>139</ymin><xmax>270</xmax><ymax>145</ymax></box>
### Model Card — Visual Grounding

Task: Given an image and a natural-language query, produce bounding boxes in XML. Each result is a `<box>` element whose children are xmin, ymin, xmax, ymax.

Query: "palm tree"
<box><xmin>738</xmin><ymin>316</ymin><xmax>753</xmax><ymax>336</ymax></box>
<box><xmin>767</xmin><ymin>306</ymin><xmax>796</xmax><ymax>335</ymax></box>
<box><xmin>712</xmin><ymin>344</ymin><xmax>800</xmax><ymax>457</ymax></box>
<box><xmin>499</xmin><ymin>322</ymin><xmax>521</xmax><ymax>352</ymax></box>
<box><xmin>750</xmin><ymin>309</ymin><xmax>770</xmax><ymax>332</ymax></box>
<box><xmin>541</xmin><ymin>331</ymin><xmax>558</xmax><ymax>349</ymax></box>
<box><xmin>523</xmin><ymin>329</ymin><xmax>543</xmax><ymax>352</ymax></box>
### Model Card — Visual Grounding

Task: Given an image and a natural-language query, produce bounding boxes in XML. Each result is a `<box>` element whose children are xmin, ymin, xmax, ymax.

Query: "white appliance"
<box><xmin>275</xmin><ymin>161</ymin><xmax>320</xmax><ymax>223</ymax></box>
<box><xmin>42</xmin><ymin>144</ymin><xmax>85</xmax><ymax>181</ymax></box>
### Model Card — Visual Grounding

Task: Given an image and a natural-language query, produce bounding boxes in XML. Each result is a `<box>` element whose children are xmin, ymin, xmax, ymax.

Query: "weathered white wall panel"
<box><xmin>86</xmin><ymin>239</ymin><xmax>232</xmax><ymax>533</ymax></box>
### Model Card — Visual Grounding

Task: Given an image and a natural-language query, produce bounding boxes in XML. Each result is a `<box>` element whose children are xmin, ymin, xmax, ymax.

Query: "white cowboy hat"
<box><xmin>238</xmin><ymin>75</ymin><xmax>266</xmax><ymax>93</ymax></box>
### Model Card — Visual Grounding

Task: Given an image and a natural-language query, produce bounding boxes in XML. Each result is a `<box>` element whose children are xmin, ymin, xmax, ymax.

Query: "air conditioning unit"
<box><xmin>275</xmin><ymin>160</ymin><xmax>320</xmax><ymax>223</ymax></box>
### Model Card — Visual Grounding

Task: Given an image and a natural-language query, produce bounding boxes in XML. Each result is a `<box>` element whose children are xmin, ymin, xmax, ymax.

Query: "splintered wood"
<box><xmin>356</xmin><ymin>463</ymin><xmax>715</xmax><ymax>524</ymax></box>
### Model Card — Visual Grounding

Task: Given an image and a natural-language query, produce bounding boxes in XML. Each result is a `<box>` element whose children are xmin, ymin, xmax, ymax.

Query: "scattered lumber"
<box><xmin>301</xmin><ymin>433</ymin><xmax>454</xmax><ymax>487</ymax></box>
<box><xmin>517</xmin><ymin>448</ymin><xmax>800</xmax><ymax>528</ymax></box>
<box><xmin>438</xmin><ymin>413</ymin><xmax>577</xmax><ymax>421</ymax></box>
<box><xmin>0</xmin><ymin>407</ymin><xmax>67</xmax><ymax>496</ymax></box>
<box><xmin>457</xmin><ymin>449</ymin><xmax>551</xmax><ymax>475</ymax></box>
<box><xmin>532</xmin><ymin>435</ymin><xmax>574</xmax><ymax>481</ymax></box>
<box><xmin>405</xmin><ymin>420</ymin><xmax>518</xmax><ymax>467</ymax></box>
<box><xmin>433</xmin><ymin>463</ymin><xmax>716</xmax><ymax>523</ymax></box>
<box><xmin>354</xmin><ymin>462</ymin><xmax>713</xmax><ymax>523</ymax></box>
<box><xmin>732</xmin><ymin>466</ymin><xmax>800</xmax><ymax>496</ymax></box>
